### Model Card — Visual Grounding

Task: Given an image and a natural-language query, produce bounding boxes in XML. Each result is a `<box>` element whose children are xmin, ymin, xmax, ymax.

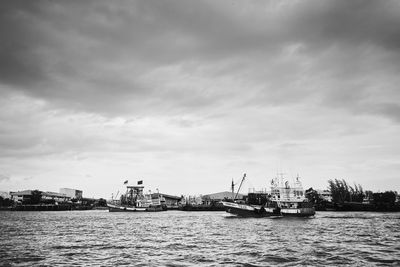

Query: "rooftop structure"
<box><xmin>316</xmin><ymin>189</ymin><xmax>333</xmax><ymax>202</ymax></box>
<box><xmin>151</xmin><ymin>193</ymin><xmax>182</xmax><ymax>208</ymax></box>
<box><xmin>60</xmin><ymin>188</ymin><xmax>83</xmax><ymax>199</ymax></box>
<box><xmin>203</xmin><ymin>191</ymin><xmax>244</xmax><ymax>201</ymax></box>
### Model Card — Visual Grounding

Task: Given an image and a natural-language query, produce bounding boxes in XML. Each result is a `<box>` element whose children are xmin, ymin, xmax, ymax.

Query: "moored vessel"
<box><xmin>222</xmin><ymin>201</ymin><xmax>280</xmax><ymax>217</ymax></box>
<box><xmin>222</xmin><ymin>173</ymin><xmax>315</xmax><ymax>217</ymax></box>
<box><xmin>222</xmin><ymin>173</ymin><xmax>281</xmax><ymax>217</ymax></box>
<box><xmin>107</xmin><ymin>181</ymin><xmax>165</xmax><ymax>212</ymax></box>
<box><xmin>270</xmin><ymin>174</ymin><xmax>315</xmax><ymax>217</ymax></box>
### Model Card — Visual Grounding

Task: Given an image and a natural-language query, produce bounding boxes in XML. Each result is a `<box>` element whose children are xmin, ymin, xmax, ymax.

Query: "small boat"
<box><xmin>107</xmin><ymin>181</ymin><xmax>165</xmax><ymax>212</ymax></box>
<box><xmin>222</xmin><ymin>174</ymin><xmax>315</xmax><ymax>217</ymax></box>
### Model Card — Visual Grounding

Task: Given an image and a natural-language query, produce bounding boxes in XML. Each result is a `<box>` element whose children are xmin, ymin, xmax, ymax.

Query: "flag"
<box><xmin>137</xmin><ymin>180</ymin><xmax>143</xmax><ymax>185</ymax></box>
<box><xmin>123</xmin><ymin>180</ymin><xmax>128</xmax><ymax>184</ymax></box>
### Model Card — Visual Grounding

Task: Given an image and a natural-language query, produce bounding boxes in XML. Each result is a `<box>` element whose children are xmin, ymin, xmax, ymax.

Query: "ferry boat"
<box><xmin>222</xmin><ymin>174</ymin><xmax>315</xmax><ymax>217</ymax></box>
<box><xmin>107</xmin><ymin>181</ymin><xmax>165</xmax><ymax>212</ymax></box>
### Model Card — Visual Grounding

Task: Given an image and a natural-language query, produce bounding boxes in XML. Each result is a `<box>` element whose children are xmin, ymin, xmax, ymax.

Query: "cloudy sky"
<box><xmin>1</xmin><ymin>0</ymin><xmax>399</xmax><ymax>198</ymax></box>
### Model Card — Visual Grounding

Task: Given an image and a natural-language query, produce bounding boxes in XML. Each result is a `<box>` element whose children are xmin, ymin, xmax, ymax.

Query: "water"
<box><xmin>0</xmin><ymin>211</ymin><xmax>399</xmax><ymax>266</ymax></box>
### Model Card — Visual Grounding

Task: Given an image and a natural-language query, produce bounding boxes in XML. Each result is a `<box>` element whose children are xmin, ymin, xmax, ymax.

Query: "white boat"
<box><xmin>270</xmin><ymin>174</ymin><xmax>315</xmax><ymax>217</ymax></box>
<box><xmin>107</xmin><ymin>203</ymin><xmax>148</xmax><ymax>212</ymax></box>
<box><xmin>107</xmin><ymin>182</ymin><xmax>165</xmax><ymax>212</ymax></box>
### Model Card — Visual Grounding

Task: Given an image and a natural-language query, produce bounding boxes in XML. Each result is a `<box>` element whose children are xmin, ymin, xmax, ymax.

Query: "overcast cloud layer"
<box><xmin>1</xmin><ymin>0</ymin><xmax>400</xmax><ymax>197</ymax></box>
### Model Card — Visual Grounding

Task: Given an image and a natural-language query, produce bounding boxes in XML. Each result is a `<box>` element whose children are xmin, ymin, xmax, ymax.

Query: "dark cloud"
<box><xmin>375</xmin><ymin>103</ymin><xmax>400</xmax><ymax>123</ymax></box>
<box><xmin>0</xmin><ymin>0</ymin><xmax>399</xmax><ymax>128</ymax></box>
<box><xmin>0</xmin><ymin>0</ymin><xmax>399</xmax><ymax>121</ymax></box>
<box><xmin>0</xmin><ymin>1</ymin><xmax>49</xmax><ymax>87</ymax></box>
<box><xmin>290</xmin><ymin>1</ymin><xmax>400</xmax><ymax>52</ymax></box>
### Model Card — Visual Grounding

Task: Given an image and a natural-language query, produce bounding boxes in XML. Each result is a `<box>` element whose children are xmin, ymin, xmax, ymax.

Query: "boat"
<box><xmin>270</xmin><ymin>174</ymin><xmax>315</xmax><ymax>217</ymax></box>
<box><xmin>222</xmin><ymin>174</ymin><xmax>315</xmax><ymax>217</ymax></box>
<box><xmin>222</xmin><ymin>201</ymin><xmax>280</xmax><ymax>217</ymax></box>
<box><xmin>222</xmin><ymin>173</ymin><xmax>280</xmax><ymax>217</ymax></box>
<box><xmin>107</xmin><ymin>181</ymin><xmax>165</xmax><ymax>212</ymax></box>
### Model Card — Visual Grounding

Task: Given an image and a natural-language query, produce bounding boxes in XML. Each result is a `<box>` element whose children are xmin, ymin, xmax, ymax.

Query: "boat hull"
<box><xmin>222</xmin><ymin>202</ymin><xmax>315</xmax><ymax>217</ymax></box>
<box><xmin>222</xmin><ymin>202</ymin><xmax>278</xmax><ymax>217</ymax></box>
<box><xmin>107</xmin><ymin>203</ymin><xmax>164</xmax><ymax>212</ymax></box>
<box><xmin>280</xmin><ymin>207</ymin><xmax>315</xmax><ymax>217</ymax></box>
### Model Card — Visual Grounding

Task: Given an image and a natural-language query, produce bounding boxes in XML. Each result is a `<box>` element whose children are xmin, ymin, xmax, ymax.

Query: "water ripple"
<box><xmin>1</xmin><ymin>211</ymin><xmax>400</xmax><ymax>266</ymax></box>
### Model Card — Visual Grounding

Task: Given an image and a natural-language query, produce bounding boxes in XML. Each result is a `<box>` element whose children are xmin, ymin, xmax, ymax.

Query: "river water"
<box><xmin>0</xmin><ymin>210</ymin><xmax>399</xmax><ymax>266</ymax></box>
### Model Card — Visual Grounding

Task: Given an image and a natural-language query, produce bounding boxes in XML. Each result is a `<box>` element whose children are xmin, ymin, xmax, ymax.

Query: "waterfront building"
<box><xmin>316</xmin><ymin>189</ymin><xmax>333</xmax><ymax>202</ymax></box>
<box><xmin>10</xmin><ymin>190</ymin><xmax>34</xmax><ymax>203</ymax></box>
<box><xmin>60</xmin><ymin>188</ymin><xmax>83</xmax><ymax>199</ymax></box>
<box><xmin>10</xmin><ymin>190</ymin><xmax>71</xmax><ymax>204</ymax></box>
<box><xmin>202</xmin><ymin>191</ymin><xmax>245</xmax><ymax>205</ymax></box>
<box><xmin>181</xmin><ymin>195</ymin><xmax>203</xmax><ymax>206</ymax></box>
<box><xmin>42</xmin><ymin>192</ymin><xmax>71</xmax><ymax>203</ymax></box>
<box><xmin>151</xmin><ymin>193</ymin><xmax>182</xmax><ymax>208</ymax></box>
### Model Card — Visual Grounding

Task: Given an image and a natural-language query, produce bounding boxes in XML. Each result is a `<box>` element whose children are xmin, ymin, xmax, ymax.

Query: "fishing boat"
<box><xmin>222</xmin><ymin>174</ymin><xmax>315</xmax><ymax>217</ymax></box>
<box><xmin>107</xmin><ymin>181</ymin><xmax>165</xmax><ymax>212</ymax></box>
<box><xmin>222</xmin><ymin>201</ymin><xmax>280</xmax><ymax>217</ymax></box>
<box><xmin>222</xmin><ymin>174</ymin><xmax>280</xmax><ymax>217</ymax></box>
<box><xmin>270</xmin><ymin>174</ymin><xmax>315</xmax><ymax>217</ymax></box>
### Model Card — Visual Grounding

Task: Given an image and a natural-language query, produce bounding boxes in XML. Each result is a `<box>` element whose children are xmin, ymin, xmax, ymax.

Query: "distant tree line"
<box><xmin>328</xmin><ymin>179</ymin><xmax>364</xmax><ymax>203</ymax></box>
<box><xmin>305</xmin><ymin>179</ymin><xmax>399</xmax><ymax>211</ymax></box>
<box><xmin>0</xmin><ymin>196</ymin><xmax>14</xmax><ymax>207</ymax></box>
<box><xmin>371</xmin><ymin>191</ymin><xmax>397</xmax><ymax>208</ymax></box>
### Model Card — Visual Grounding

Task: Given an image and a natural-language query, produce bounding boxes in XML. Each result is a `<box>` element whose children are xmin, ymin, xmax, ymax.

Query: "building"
<box><xmin>42</xmin><ymin>192</ymin><xmax>71</xmax><ymax>203</ymax></box>
<box><xmin>202</xmin><ymin>191</ymin><xmax>245</xmax><ymax>205</ymax></box>
<box><xmin>181</xmin><ymin>195</ymin><xmax>203</xmax><ymax>206</ymax></box>
<box><xmin>59</xmin><ymin>188</ymin><xmax>83</xmax><ymax>199</ymax></box>
<box><xmin>10</xmin><ymin>190</ymin><xmax>71</xmax><ymax>204</ymax></box>
<box><xmin>10</xmin><ymin>190</ymin><xmax>34</xmax><ymax>203</ymax></box>
<box><xmin>151</xmin><ymin>193</ymin><xmax>182</xmax><ymax>208</ymax></box>
<box><xmin>316</xmin><ymin>189</ymin><xmax>332</xmax><ymax>202</ymax></box>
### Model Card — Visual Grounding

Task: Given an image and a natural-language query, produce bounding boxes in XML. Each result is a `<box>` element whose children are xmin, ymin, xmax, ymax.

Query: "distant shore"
<box><xmin>315</xmin><ymin>201</ymin><xmax>400</xmax><ymax>212</ymax></box>
<box><xmin>2</xmin><ymin>202</ymin><xmax>400</xmax><ymax>212</ymax></box>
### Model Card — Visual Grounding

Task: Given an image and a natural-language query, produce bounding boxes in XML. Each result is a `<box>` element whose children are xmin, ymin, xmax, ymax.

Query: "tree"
<box><xmin>373</xmin><ymin>191</ymin><xmax>396</xmax><ymax>205</ymax></box>
<box><xmin>27</xmin><ymin>190</ymin><xmax>42</xmax><ymax>205</ymax></box>
<box><xmin>97</xmin><ymin>198</ymin><xmax>107</xmax><ymax>207</ymax></box>
<box><xmin>328</xmin><ymin>179</ymin><xmax>365</xmax><ymax>203</ymax></box>
<box><xmin>0</xmin><ymin>196</ymin><xmax>14</xmax><ymax>207</ymax></box>
<box><xmin>305</xmin><ymin>188</ymin><xmax>323</xmax><ymax>204</ymax></box>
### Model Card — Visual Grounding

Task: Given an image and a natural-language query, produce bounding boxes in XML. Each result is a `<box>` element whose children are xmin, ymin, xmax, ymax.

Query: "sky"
<box><xmin>1</xmin><ymin>0</ymin><xmax>400</xmax><ymax>198</ymax></box>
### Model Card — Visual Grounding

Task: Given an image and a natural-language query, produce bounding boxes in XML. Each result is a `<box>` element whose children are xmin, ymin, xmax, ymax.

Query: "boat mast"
<box><xmin>231</xmin><ymin>179</ymin><xmax>235</xmax><ymax>200</ymax></box>
<box><xmin>234</xmin><ymin>173</ymin><xmax>246</xmax><ymax>200</ymax></box>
